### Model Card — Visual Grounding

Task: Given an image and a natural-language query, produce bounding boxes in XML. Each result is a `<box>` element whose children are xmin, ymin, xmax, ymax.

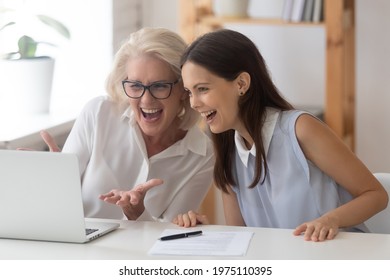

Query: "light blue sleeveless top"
<box><xmin>231</xmin><ymin>109</ymin><xmax>368</xmax><ymax>232</ymax></box>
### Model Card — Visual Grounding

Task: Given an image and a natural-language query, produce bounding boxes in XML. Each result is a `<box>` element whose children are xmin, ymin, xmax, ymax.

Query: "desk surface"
<box><xmin>1</xmin><ymin>218</ymin><xmax>389</xmax><ymax>260</ymax></box>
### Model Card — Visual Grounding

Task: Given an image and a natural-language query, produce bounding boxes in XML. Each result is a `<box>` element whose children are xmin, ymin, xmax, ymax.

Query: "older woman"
<box><xmin>46</xmin><ymin>28</ymin><xmax>214</xmax><ymax>222</ymax></box>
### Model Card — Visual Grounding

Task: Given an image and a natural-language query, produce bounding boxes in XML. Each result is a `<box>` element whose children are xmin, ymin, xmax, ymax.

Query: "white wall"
<box><xmin>48</xmin><ymin>0</ymin><xmax>113</xmax><ymax>114</ymax></box>
<box><xmin>0</xmin><ymin>0</ymin><xmax>113</xmax><ymax>115</ymax></box>
<box><xmin>144</xmin><ymin>0</ymin><xmax>390</xmax><ymax>174</ymax></box>
<box><xmin>356</xmin><ymin>0</ymin><xmax>390</xmax><ymax>172</ymax></box>
<box><xmin>141</xmin><ymin>0</ymin><xmax>179</xmax><ymax>31</ymax></box>
<box><xmin>112</xmin><ymin>0</ymin><xmax>142</xmax><ymax>53</ymax></box>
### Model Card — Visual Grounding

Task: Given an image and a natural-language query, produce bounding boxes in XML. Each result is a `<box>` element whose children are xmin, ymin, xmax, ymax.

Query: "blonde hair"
<box><xmin>106</xmin><ymin>27</ymin><xmax>199</xmax><ymax>130</ymax></box>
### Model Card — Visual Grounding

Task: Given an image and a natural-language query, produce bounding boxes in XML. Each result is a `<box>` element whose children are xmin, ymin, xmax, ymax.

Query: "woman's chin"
<box><xmin>209</xmin><ymin>125</ymin><xmax>223</xmax><ymax>134</ymax></box>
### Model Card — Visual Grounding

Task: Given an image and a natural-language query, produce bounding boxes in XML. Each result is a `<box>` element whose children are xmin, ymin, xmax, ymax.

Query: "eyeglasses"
<box><xmin>122</xmin><ymin>79</ymin><xmax>180</xmax><ymax>100</ymax></box>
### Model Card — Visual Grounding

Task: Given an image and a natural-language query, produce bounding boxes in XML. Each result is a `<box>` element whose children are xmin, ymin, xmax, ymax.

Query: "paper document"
<box><xmin>148</xmin><ymin>229</ymin><xmax>254</xmax><ymax>256</ymax></box>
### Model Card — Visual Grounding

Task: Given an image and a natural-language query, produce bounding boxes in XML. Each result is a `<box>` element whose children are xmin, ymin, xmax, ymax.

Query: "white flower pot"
<box><xmin>0</xmin><ymin>57</ymin><xmax>54</xmax><ymax>115</ymax></box>
<box><xmin>213</xmin><ymin>0</ymin><xmax>249</xmax><ymax>18</ymax></box>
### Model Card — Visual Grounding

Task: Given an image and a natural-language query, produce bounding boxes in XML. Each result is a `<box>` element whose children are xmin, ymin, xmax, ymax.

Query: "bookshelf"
<box><xmin>178</xmin><ymin>0</ymin><xmax>355</xmax><ymax>151</ymax></box>
<box><xmin>179</xmin><ymin>0</ymin><xmax>355</xmax><ymax>224</ymax></box>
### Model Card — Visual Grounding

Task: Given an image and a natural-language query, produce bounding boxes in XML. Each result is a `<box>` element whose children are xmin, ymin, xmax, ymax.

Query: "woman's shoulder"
<box><xmin>81</xmin><ymin>95</ymin><xmax>115</xmax><ymax>111</ymax></box>
<box><xmin>279</xmin><ymin>109</ymin><xmax>305</xmax><ymax>119</ymax></box>
<box><xmin>278</xmin><ymin>109</ymin><xmax>318</xmax><ymax>129</ymax></box>
<box><xmin>188</xmin><ymin>125</ymin><xmax>213</xmax><ymax>144</ymax></box>
<box><xmin>185</xmin><ymin>125</ymin><xmax>214</xmax><ymax>157</ymax></box>
<box><xmin>80</xmin><ymin>95</ymin><xmax>125</xmax><ymax>117</ymax></box>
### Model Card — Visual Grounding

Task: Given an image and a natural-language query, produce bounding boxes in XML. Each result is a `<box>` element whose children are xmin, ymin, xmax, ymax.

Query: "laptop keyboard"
<box><xmin>86</xmin><ymin>228</ymin><xmax>99</xmax><ymax>235</ymax></box>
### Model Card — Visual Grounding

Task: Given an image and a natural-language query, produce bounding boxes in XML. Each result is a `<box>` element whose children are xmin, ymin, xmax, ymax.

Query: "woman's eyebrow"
<box><xmin>192</xmin><ymin>82</ymin><xmax>210</xmax><ymax>89</ymax></box>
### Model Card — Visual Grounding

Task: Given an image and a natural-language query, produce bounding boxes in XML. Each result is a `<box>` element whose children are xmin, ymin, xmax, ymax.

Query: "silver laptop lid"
<box><xmin>0</xmin><ymin>150</ymin><xmax>88</xmax><ymax>243</ymax></box>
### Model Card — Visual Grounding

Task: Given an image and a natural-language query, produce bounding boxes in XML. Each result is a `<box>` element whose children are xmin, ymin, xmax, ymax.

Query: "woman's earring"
<box><xmin>239</xmin><ymin>91</ymin><xmax>245</xmax><ymax>96</ymax></box>
<box><xmin>177</xmin><ymin>106</ymin><xmax>186</xmax><ymax>119</ymax></box>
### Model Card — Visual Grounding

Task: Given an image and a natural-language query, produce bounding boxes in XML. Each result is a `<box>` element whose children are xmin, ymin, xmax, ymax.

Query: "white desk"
<box><xmin>1</xmin><ymin>218</ymin><xmax>390</xmax><ymax>260</ymax></box>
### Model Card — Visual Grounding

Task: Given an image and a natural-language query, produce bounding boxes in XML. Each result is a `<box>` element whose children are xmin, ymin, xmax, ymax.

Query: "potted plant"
<box><xmin>0</xmin><ymin>6</ymin><xmax>70</xmax><ymax>114</ymax></box>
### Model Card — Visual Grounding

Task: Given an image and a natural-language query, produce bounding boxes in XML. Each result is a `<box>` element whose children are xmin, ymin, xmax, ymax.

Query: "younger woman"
<box><xmin>174</xmin><ymin>29</ymin><xmax>388</xmax><ymax>242</ymax></box>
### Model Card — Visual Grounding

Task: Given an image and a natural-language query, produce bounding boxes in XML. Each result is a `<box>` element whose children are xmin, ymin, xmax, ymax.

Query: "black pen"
<box><xmin>159</xmin><ymin>230</ymin><xmax>203</xmax><ymax>241</ymax></box>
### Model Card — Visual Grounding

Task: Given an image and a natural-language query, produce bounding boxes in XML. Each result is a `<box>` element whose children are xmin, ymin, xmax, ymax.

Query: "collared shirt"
<box><xmin>63</xmin><ymin>96</ymin><xmax>214</xmax><ymax>221</ymax></box>
<box><xmin>235</xmin><ymin>107</ymin><xmax>279</xmax><ymax>167</ymax></box>
<box><xmin>232</xmin><ymin>109</ymin><xmax>368</xmax><ymax>232</ymax></box>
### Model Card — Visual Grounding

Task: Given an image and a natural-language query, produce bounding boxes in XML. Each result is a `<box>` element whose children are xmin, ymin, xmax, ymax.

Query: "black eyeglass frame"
<box><xmin>121</xmin><ymin>78</ymin><xmax>181</xmax><ymax>100</ymax></box>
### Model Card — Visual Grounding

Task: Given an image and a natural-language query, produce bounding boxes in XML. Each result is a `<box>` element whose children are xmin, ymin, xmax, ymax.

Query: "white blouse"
<box><xmin>62</xmin><ymin>96</ymin><xmax>214</xmax><ymax>222</ymax></box>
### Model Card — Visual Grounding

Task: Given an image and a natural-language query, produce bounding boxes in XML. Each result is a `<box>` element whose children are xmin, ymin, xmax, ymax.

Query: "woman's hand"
<box><xmin>40</xmin><ymin>130</ymin><xmax>61</xmax><ymax>152</ymax></box>
<box><xmin>172</xmin><ymin>210</ymin><xmax>209</xmax><ymax>227</ymax></box>
<box><xmin>293</xmin><ymin>215</ymin><xmax>339</xmax><ymax>241</ymax></box>
<box><xmin>17</xmin><ymin>130</ymin><xmax>61</xmax><ymax>152</ymax></box>
<box><xmin>99</xmin><ymin>179</ymin><xmax>163</xmax><ymax>220</ymax></box>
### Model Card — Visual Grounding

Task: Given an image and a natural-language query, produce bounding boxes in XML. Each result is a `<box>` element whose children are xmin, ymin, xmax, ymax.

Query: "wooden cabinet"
<box><xmin>179</xmin><ymin>0</ymin><xmax>355</xmax><ymax>151</ymax></box>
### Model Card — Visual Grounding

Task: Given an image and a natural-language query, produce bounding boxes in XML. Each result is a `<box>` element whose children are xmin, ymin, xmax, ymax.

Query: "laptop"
<box><xmin>0</xmin><ymin>149</ymin><xmax>119</xmax><ymax>243</ymax></box>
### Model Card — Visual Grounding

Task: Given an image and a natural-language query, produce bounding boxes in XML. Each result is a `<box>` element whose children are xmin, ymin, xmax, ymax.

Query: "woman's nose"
<box><xmin>189</xmin><ymin>95</ymin><xmax>200</xmax><ymax>110</ymax></box>
<box><xmin>140</xmin><ymin>88</ymin><xmax>155</xmax><ymax>102</ymax></box>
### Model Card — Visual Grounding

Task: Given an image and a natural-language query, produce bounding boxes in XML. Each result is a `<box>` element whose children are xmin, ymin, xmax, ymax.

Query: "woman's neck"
<box><xmin>143</xmin><ymin>128</ymin><xmax>187</xmax><ymax>158</ymax></box>
<box><xmin>236</xmin><ymin>128</ymin><xmax>253</xmax><ymax>150</ymax></box>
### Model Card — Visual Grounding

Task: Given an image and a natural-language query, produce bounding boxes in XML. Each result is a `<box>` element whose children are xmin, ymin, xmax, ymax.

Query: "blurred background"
<box><xmin>0</xmin><ymin>0</ymin><xmax>389</xmax><ymax>180</ymax></box>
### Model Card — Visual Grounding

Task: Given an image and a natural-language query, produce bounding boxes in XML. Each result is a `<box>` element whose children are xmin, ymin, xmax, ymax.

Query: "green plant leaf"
<box><xmin>18</xmin><ymin>35</ymin><xmax>38</xmax><ymax>58</ymax></box>
<box><xmin>36</xmin><ymin>15</ymin><xmax>71</xmax><ymax>39</ymax></box>
<box><xmin>1</xmin><ymin>51</ymin><xmax>19</xmax><ymax>60</ymax></box>
<box><xmin>0</xmin><ymin>21</ymin><xmax>15</xmax><ymax>31</ymax></box>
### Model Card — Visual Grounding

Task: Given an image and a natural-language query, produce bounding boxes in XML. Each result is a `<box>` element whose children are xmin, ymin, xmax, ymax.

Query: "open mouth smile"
<box><xmin>141</xmin><ymin>108</ymin><xmax>162</xmax><ymax>121</ymax></box>
<box><xmin>201</xmin><ymin>110</ymin><xmax>216</xmax><ymax>122</ymax></box>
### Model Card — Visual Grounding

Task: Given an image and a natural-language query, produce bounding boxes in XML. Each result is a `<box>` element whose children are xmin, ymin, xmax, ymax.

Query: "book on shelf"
<box><xmin>290</xmin><ymin>0</ymin><xmax>305</xmax><ymax>22</ymax></box>
<box><xmin>282</xmin><ymin>0</ymin><xmax>323</xmax><ymax>23</ymax></box>
<box><xmin>302</xmin><ymin>0</ymin><xmax>315</xmax><ymax>22</ymax></box>
<box><xmin>282</xmin><ymin>0</ymin><xmax>294</xmax><ymax>21</ymax></box>
<box><xmin>312</xmin><ymin>0</ymin><xmax>323</xmax><ymax>22</ymax></box>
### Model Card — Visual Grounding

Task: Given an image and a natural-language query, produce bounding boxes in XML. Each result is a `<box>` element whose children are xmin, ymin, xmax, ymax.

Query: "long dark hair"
<box><xmin>181</xmin><ymin>29</ymin><xmax>293</xmax><ymax>193</ymax></box>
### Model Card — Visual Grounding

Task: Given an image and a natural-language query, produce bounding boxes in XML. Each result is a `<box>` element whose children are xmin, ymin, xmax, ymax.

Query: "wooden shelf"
<box><xmin>179</xmin><ymin>0</ymin><xmax>355</xmax><ymax>151</ymax></box>
<box><xmin>200</xmin><ymin>16</ymin><xmax>325</xmax><ymax>27</ymax></box>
